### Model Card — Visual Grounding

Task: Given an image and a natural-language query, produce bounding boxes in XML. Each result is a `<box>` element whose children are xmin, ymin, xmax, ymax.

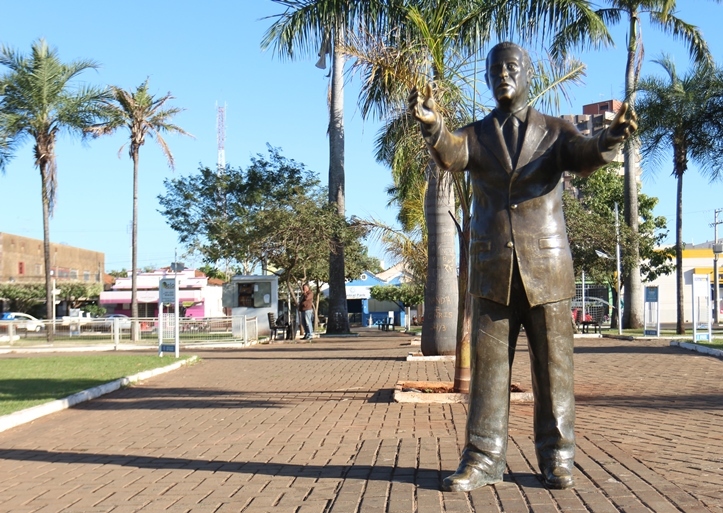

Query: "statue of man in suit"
<box><xmin>409</xmin><ymin>42</ymin><xmax>637</xmax><ymax>492</ymax></box>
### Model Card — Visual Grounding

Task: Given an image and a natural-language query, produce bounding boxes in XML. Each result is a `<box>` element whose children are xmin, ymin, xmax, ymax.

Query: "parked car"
<box><xmin>0</xmin><ymin>312</ymin><xmax>45</xmax><ymax>332</ymax></box>
<box><xmin>97</xmin><ymin>314</ymin><xmax>132</xmax><ymax>330</ymax></box>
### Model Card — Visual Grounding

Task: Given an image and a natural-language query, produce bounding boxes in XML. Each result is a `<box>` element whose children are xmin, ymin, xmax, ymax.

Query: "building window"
<box><xmin>18</xmin><ymin>262</ymin><xmax>25</xmax><ymax>275</ymax></box>
<box><xmin>83</xmin><ymin>271</ymin><xmax>90</xmax><ymax>282</ymax></box>
<box><xmin>139</xmin><ymin>303</ymin><xmax>154</xmax><ymax>317</ymax></box>
<box><xmin>70</xmin><ymin>269</ymin><xmax>78</xmax><ymax>279</ymax></box>
<box><xmin>35</xmin><ymin>264</ymin><xmax>41</xmax><ymax>276</ymax></box>
<box><xmin>237</xmin><ymin>282</ymin><xmax>272</xmax><ymax>308</ymax></box>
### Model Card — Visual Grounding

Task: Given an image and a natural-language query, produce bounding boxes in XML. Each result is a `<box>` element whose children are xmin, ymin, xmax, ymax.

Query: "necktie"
<box><xmin>504</xmin><ymin>116</ymin><xmax>519</xmax><ymax>165</ymax></box>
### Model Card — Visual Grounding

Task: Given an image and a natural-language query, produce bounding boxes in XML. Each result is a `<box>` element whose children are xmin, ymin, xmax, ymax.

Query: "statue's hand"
<box><xmin>606</xmin><ymin>102</ymin><xmax>638</xmax><ymax>146</ymax></box>
<box><xmin>408</xmin><ymin>83</ymin><xmax>440</xmax><ymax>127</ymax></box>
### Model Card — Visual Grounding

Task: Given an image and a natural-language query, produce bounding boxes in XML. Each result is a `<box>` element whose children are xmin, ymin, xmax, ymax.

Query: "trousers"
<box><xmin>463</xmin><ymin>261</ymin><xmax>575</xmax><ymax>472</ymax></box>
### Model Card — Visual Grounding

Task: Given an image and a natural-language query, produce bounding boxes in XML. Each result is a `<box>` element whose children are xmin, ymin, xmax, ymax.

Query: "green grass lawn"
<box><xmin>0</xmin><ymin>354</ymin><xmax>194</xmax><ymax>416</ymax></box>
<box><xmin>690</xmin><ymin>341</ymin><xmax>723</xmax><ymax>349</ymax></box>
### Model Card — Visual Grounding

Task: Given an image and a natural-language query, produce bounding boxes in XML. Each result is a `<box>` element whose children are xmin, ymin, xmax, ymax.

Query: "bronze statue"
<box><xmin>409</xmin><ymin>42</ymin><xmax>637</xmax><ymax>492</ymax></box>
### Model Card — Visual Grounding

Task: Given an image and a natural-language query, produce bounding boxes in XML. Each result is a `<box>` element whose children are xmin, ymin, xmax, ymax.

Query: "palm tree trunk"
<box><xmin>421</xmin><ymin>163</ymin><xmax>458</xmax><ymax>356</ymax></box>
<box><xmin>131</xmin><ymin>149</ymin><xmax>140</xmax><ymax>342</ymax></box>
<box><xmin>41</xmin><ymin>164</ymin><xmax>54</xmax><ymax>343</ymax></box>
<box><xmin>622</xmin><ymin>11</ymin><xmax>643</xmax><ymax>329</ymax></box>
<box><xmin>675</xmin><ymin>172</ymin><xmax>685</xmax><ymax>335</ymax></box>
<box><xmin>326</xmin><ymin>23</ymin><xmax>350</xmax><ymax>334</ymax></box>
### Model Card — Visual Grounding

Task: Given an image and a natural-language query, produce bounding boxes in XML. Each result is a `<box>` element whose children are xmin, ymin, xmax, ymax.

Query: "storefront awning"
<box><xmin>100</xmin><ymin>290</ymin><xmax>203</xmax><ymax>304</ymax></box>
<box><xmin>693</xmin><ymin>268</ymin><xmax>723</xmax><ymax>284</ymax></box>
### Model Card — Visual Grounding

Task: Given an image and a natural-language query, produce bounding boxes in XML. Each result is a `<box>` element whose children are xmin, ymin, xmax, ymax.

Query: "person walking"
<box><xmin>299</xmin><ymin>283</ymin><xmax>314</xmax><ymax>340</ymax></box>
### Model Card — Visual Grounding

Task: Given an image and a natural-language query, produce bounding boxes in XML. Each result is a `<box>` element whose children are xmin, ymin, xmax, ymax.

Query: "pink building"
<box><xmin>100</xmin><ymin>268</ymin><xmax>224</xmax><ymax>318</ymax></box>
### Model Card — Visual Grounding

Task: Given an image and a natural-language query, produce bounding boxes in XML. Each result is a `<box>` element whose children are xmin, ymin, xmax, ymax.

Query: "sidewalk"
<box><xmin>0</xmin><ymin>330</ymin><xmax>721</xmax><ymax>512</ymax></box>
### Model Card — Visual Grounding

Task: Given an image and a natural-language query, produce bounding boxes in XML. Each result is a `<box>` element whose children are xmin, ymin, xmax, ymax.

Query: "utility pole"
<box><xmin>713</xmin><ymin>208</ymin><xmax>723</xmax><ymax>324</ymax></box>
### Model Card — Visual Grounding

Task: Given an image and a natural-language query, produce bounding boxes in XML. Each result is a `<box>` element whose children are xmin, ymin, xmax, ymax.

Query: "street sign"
<box><xmin>170</xmin><ymin>262</ymin><xmax>185</xmax><ymax>272</ymax></box>
<box><xmin>643</xmin><ymin>286</ymin><xmax>660</xmax><ymax>337</ymax></box>
<box><xmin>160</xmin><ymin>344</ymin><xmax>176</xmax><ymax>353</ymax></box>
<box><xmin>692</xmin><ymin>274</ymin><xmax>712</xmax><ymax>342</ymax></box>
<box><xmin>159</xmin><ymin>279</ymin><xmax>176</xmax><ymax>303</ymax></box>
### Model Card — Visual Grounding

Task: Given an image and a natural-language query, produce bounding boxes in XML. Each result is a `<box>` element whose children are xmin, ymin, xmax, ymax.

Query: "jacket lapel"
<box><xmin>515</xmin><ymin>108</ymin><xmax>547</xmax><ymax>171</ymax></box>
<box><xmin>478</xmin><ymin>114</ymin><xmax>513</xmax><ymax>173</ymax></box>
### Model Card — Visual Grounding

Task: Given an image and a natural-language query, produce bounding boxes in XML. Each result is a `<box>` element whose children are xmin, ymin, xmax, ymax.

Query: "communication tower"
<box><xmin>216</xmin><ymin>102</ymin><xmax>226</xmax><ymax>174</ymax></box>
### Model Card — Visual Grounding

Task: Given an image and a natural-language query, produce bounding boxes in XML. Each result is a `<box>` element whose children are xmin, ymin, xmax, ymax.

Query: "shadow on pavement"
<box><xmin>0</xmin><ymin>448</ymin><xmax>444</xmax><ymax>490</ymax></box>
<box><xmin>574</xmin><ymin>344</ymin><xmax>685</xmax><ymax>355</ymax></box>
<box><xmin>575</xmin><ymin>392</ymin><xmax>723</xmax><ymax>410</ymax></box>
<box><xmin>67</xmin><ymin>386</ymin><xmax>394</xmax><ymax>410</ymax></box>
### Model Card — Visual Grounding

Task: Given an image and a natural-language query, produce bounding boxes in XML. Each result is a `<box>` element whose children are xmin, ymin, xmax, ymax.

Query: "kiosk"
<box><xmin>223</xmin><ymin>275</ymin><xmax>281</xmax><ymax>338</ymax></box>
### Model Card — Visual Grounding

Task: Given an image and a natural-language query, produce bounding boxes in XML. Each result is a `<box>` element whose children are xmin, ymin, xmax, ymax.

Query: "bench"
<box><xmin>579</xmin><ymin>320</ymin><xmax>600</xmax><ymax>334</ymax></box>
<box><xmin>377</xmin><ymin>319</ymin><xmax>395</xmax><ymax>331</ymax></box>
<box><xmin>268</xmin><ymin>312</ymin><xmax>289</xmax><ymax>341</ymax></box>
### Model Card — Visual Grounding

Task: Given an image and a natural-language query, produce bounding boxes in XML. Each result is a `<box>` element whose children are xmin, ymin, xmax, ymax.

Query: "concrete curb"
<box><xmin>406</xmin><ymin>352</ymin><xmax>454</xmax><ymax>361</ymax></box>
<box><xmin>393</xmin><ymin>380</ymin><xmax>534</xmax><ymax>404</ymax></box>
<box><xmin>671</xmin><ymin>340</ymin><xmax>723</xmax><ymax>359</ymax></box>
<box><xmin>0</xmin><ymin>355</ymin><xmax>198</xmax><ymax>434</ymax></box>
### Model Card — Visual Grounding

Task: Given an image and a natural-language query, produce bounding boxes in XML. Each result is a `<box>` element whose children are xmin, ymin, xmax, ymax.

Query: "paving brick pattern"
<box><xmin>0</xmin><ymin>331</ymin><xmax>721</xmax><ymax>512</ymax></box>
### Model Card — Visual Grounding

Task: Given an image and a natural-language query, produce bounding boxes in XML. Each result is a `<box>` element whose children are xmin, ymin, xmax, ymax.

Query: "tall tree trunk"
<box><xmin>326</xmin><ymin>24</ymin><xmax>350</xmax><ymax>334</ymax></box>
<box><xmin>675</xmin><ymin>172</ymin><xmax>685</xmax><ymax>335</ymax></box>
<box><xmin>453</xmin><ymin>210</ymin><xmax>471</xmax><ymax>392</ymax></box>
<box><xmin>40</xmin><ymin>164</ymin><xmax>54</xmax><ymax>343</ymax></box>
<box><xmin>421</xmin><ymin>164</ymin><xmax>458</xmax><ymax>356</ymax></box>
<box><xmin>131</xmin><ymin>149</ymin><xmax>140</xmax><ymax>342</ymax></box>
<box><xmin>622</xmin><ymin>11</ymin><xmax>643</xmax><ymax>329</ymax></box>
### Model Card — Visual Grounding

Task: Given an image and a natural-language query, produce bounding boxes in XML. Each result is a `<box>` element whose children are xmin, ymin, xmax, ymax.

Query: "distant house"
<box><xmin>100</xmin><ymin>268</ymin><xmax>224</xmax><ymax>318</ymax></box>
<box><xmin>335</xmin><ymin>264</ymin><xmax>416</xmax><ymax>327</ymax></box>
<box><xmin>0</xmin><ymin>232</ymin><xmax>104</xmax><ymax>285</ymax></box>
<box><xmin>645</xmin><ymin>244</ymin><xmax>723</xmax><ymax>324</ymax></box>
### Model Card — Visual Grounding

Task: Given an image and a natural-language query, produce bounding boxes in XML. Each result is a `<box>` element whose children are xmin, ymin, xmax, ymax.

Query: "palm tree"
<box><xmin>552</xmin><ymin>0</ymin><xmax>719</xmax><ymax>328</ymax></box>
<box><xmin>0</xmin><ymin>39</ymin><xmax>107</xmax><ymax>341</ymax></box>
<box><xmin>261</xmin><ymin>0</ymin><xmax>397</xmax><ymax>334</ymax></box>
<box><xmin>635</xmin><ymin>55</ymin><xmax>723</xmax><ymax>334</ymax></box>
<box><xmin>86</xmin><ymin>80</ymin><xmax>192</xmax><ymax>342</ymax></box>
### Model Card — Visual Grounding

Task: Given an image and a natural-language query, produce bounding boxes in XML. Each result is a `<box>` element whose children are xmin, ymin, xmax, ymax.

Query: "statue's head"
<box><xmin>485</xmin><ymin>42</ymin><xmax>533</xmax><ymax>112</ymax></box>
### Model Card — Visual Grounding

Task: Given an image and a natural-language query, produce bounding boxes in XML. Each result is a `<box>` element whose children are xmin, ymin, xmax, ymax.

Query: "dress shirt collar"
<box><xmin>494</xmin><ymin>106</ymin><xmax>529</xmax><ymax>127</ymax></box>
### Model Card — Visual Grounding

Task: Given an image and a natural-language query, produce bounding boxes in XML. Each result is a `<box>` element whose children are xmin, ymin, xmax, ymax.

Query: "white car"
<box><xmin>98</xmin><ymin>314</ymin><xmax>132</xmax><ymax>330</ymax></box>
<box><xmin>0</xmin><ymin>312</ymin><xmax>44</xmax><ymax>332</ymax></box>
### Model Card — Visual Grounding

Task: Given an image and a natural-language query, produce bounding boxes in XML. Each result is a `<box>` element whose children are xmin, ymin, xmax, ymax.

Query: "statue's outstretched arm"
<box><xmin>409</xmin><ymin>84</ymin><xmax>468</xmax><ymax>173</ymax></box>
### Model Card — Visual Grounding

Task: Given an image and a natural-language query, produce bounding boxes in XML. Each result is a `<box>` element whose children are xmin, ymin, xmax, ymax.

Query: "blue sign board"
<box><xmin>160</xmin><ymin>344</ymin><xmax>176</xmax><ymax>353</ymax></box>
<box><xmin>645</xmin><ymin>287</ymin><xmax>658</xmax><ymax>302</ymax></box>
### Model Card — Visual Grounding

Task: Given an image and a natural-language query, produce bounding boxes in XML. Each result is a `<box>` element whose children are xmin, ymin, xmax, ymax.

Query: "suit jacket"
<box><xmin>424</xmin><ymin>107</ymin><xmax>619</xmax><ymax>307</ymax></box>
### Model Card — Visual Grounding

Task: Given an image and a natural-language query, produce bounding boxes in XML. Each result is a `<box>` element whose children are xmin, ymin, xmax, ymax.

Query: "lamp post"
<box><xmin>170</xmin><ymin>257</ymin><xmax>185</xmax><ymax>358</ymax></box>
<box><xmin>596</xmin><ymin>230</ymin><xmax>623</xmax><ymax>335</ymax></box>
<box><xmin>614</xmin><ymin>204</ymin><xmax>623</xmax><ymax>334</ymax></box>
<box><xmin>713</xmin><ymin>208</ymin><xmax>722</xmax><ymax>325</ymax></box>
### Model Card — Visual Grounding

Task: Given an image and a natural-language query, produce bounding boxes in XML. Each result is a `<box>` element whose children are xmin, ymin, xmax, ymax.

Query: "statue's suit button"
<box><xmin>510</xmin><ymin>204</ymin><xmax>518</xmax><ymax>209</ymax></box>
<box><xmin>506</xmin><ymin>241</ymin><xmax>514</xmax><ymax>248</ymax></box>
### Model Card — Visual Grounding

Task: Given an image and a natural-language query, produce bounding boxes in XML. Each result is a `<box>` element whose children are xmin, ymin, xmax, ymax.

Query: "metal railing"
<box><xmin>0</xmin><ymin>315</ymin><xmax>258</xmax><ymax>348</ymax></box>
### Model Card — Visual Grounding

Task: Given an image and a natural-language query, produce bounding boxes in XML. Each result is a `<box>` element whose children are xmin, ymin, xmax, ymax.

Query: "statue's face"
<box><xmin>485</xmin><ymin>46</ymin><xmax>530</xmax><ymax>110</ymax></box>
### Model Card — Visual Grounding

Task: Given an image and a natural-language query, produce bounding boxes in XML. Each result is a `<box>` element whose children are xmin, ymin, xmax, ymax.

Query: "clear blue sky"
<box><xmin>1</xmin><ymin>1</ymin><xmax>722</xmax><ymax>273</ymax></box>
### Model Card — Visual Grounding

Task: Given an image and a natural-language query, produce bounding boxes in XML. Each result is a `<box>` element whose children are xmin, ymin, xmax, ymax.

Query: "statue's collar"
<box><xmin>494</xmin><ymin>106</ymin><xmax>529</xmax><ymax>126</ymax></box>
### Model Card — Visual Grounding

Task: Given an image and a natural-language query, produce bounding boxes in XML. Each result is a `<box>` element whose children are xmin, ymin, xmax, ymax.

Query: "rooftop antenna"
<box><xmin>216</xmin><ymin>102</ymin><xmax>226</xmax><ymax>174</ymax></box>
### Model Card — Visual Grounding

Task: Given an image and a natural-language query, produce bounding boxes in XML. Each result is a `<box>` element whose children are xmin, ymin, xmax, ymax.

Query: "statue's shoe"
<box><xmin>441</xmin><ymin>464</ymin><xmax>503</xmax><ymax>492</ymax></box>
<box><xmin>541</xmin><ymin>465</ymin><xmax>574</xmax><ymax>489</ymax></box>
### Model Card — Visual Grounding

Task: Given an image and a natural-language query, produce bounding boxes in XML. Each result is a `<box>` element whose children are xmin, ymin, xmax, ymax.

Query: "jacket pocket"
<box><xmin>538</xmin><ymin>236</ymin><xmax>564</xmax><ymax>249</ymax></box>
<box><xmin>471</xmin><ymin>239</ymin><xmax>492</xmax><ymax>254</ymax></box>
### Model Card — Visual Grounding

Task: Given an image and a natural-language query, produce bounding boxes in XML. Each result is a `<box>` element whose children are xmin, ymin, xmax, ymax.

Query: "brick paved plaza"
<box><xmin>0</xmin><ymin>331</ymin><xmax>721</xmax><ymax>512</ymax></box>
